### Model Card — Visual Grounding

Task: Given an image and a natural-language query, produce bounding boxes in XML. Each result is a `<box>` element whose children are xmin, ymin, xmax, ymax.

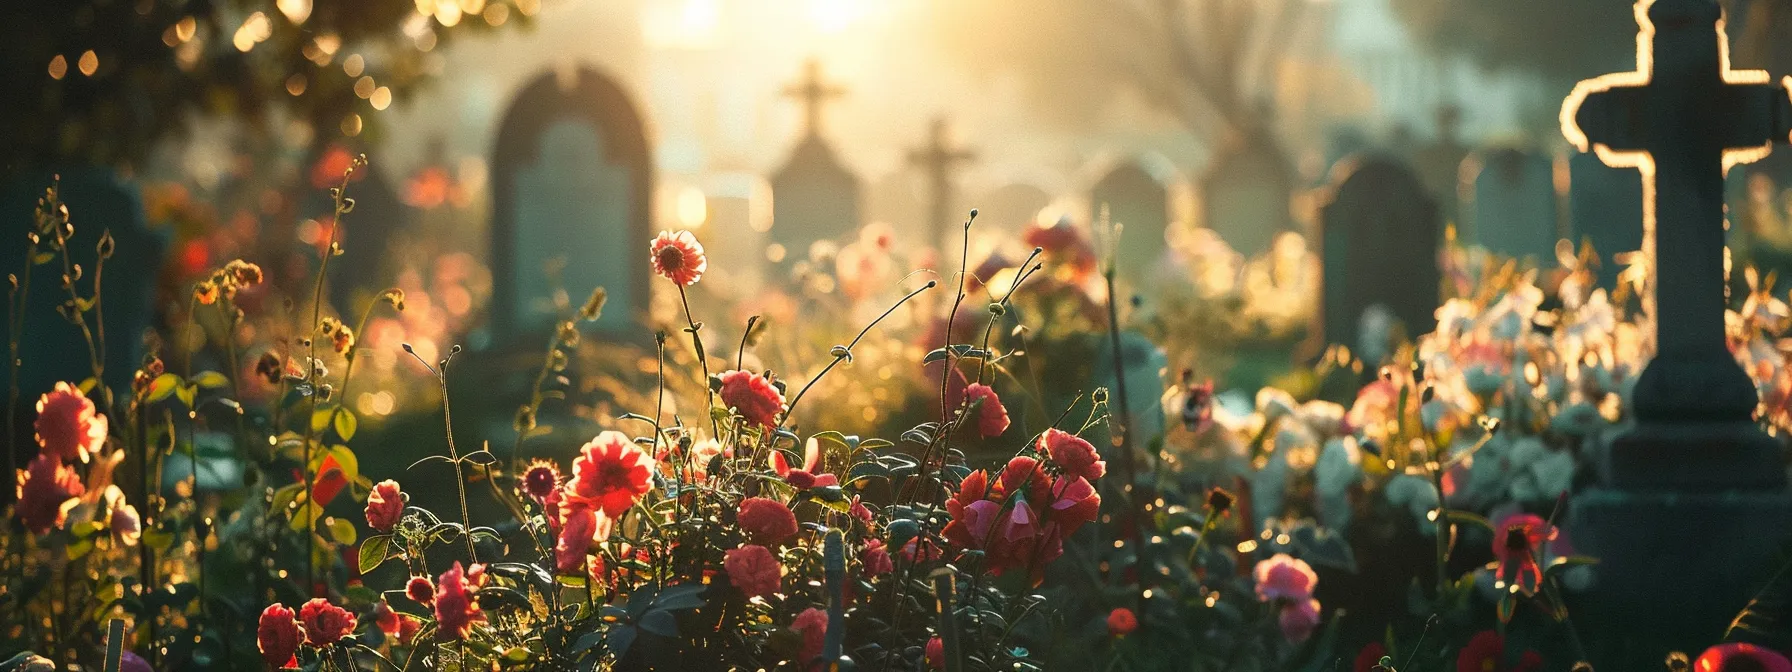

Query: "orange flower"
<box><xmin>566</xmin><ymin>431</ymin><xmax>655</xmax><ymax>519</ymax></box>
<box><xmin>35</xmin><ymin>381</ymin><xmax>107</xmax><ymax>463</ymax></box>
<box><xmin>650</xmin><ymin>230</ymin><xmax>708</xmax><ymax>286</ymax></box>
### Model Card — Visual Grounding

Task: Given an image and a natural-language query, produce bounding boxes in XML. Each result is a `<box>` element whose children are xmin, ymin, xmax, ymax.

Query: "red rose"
<box><xmin>738</xmin><ymin>496</ymin><xmax>799</xmax><ymax>545</ymax></box>
<box><xmin>1107</xmin><ymin>607</ymin><xmax>1138</xmax><ymax>637</ymax></box>
<box><xmin>719</xmin><ymin>370</ymin><xmax>786</xmax><ymax>428</ymax></box>
<box><xmin>364</xmin><ymin>479</ymin><xmax>404</xmax><ymax>532</ymax></box>
<box><xmin>962</xmin><ymin>383</ymin><xmax>1010</xmax><ymax>438</ymax></box>
<box><xmin>34</xmin><ymin>381</ymin><xmax>107</xmax><ymax>463</ymax></box>
<box><xmin>298</xmin><ymin>598</ymin><xmax>356</xmax><ymax>646</ymax></box>
<box><xmin>791</xmin><ymin>607</ymin><xmax>828</xmax><ymax>665</ymax></box>
<box><xmin>17</xmin><ymin>453</ymin><xmax>84</xmax><ymax>535</ymax></box>
<box><xmin>434</xmin><ymin>562</ymin><xmax>487</xmax><ymax>640</ymax></box>
<box><xmin>257</xmin><ymin>603</ymin><xmax>302</xmax><ymax>668</ymax></box>
<box><xmin>1040</xmin><ymin>428</ymin><xmax>1105</xmax><ymax>482</ymax></box>
<box><xmin>861</xmin><ymin>539</ymin><xmax>894</xmax><ymax>578</ymax></box>
<box><xmin>724</xmin><ymin>544</ymin><xmax>782</xmax><ymax>598</ymax></box>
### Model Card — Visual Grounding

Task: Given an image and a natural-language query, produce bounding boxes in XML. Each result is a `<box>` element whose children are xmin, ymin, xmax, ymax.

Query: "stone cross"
<box><xmin>908</xmin><ymin>117</ymin><xmax>976</xmax><ymax>250</ymax></box>
<box><xmin>783</xmin><ymin>58</ymin><xmax>845</xmax><ymax>138</ymax></box>
<box><xmin>1561</xmin><ymin>0</ymin><xmax>1792</xmax><ymax>487</ymax></box>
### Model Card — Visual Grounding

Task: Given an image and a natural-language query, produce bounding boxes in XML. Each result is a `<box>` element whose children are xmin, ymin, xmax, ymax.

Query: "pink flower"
<box><xmin>925</xmin><ymin>636</ymin><xmax>946</xmax><ymax>670</ymax></box>
<box><xmin>772</xmin><ymin>438</ymin><xmax>839</xmax><ymax>489</ymax></box>
<box><xmin>962</xmin><ymin>383</ymin><xmax>1010</xmax><ymax>438</ymax></box>
<box><xmin>406</xmin><ymin>576</ymin><xmax>435</xmax><ymax>606</ymax></box>
<box><xmin>1491</xmin><ymin>513</ymin><xmax>1551</xmax><ymax>596</ymax></box>
<box><xmin>738</xmin><ymin>497</ymin><xmax>799</xmax><ymax>545</ymax></box>
<box><xmin>17</xmin><ymin>453</ymin><xmax>84</xmax><ymax>535</ymax></box>
<box><xmin>556</xmin><ymin>505</ymin><xmax>598</xmax><ymax>574</ymax></box>
<box><xmin>1046</xmin><ymin>474</ymin><xmax>1100</xmax><ymax>536</ymax></box>
<box><xmin>364</xmin><ymin>479</ymin><xmax>404</xmax><ymax>533</ymax></box>
<box><xmin>719</xmin><ymin>370</ymin><xmax>786</xmax><ymax>428</ymax></box>
<box><xmin>1694</xmin><ymin>643</ymin><xmax>1792</xmax><ymax>672</ymax></box>
<box><xmin>34</xmin><ymin>382</ymin><xmax>107</xmax><ymax>463</ymax></box>
<box><xmin>861</xmin><ymin>539</ymin><xmax>894</xmax><ymax>577</ymax></box>
<box><xmin>118</xmin><ymin>651</ymin><xmax>151</xmax><ymax>672</ymax></box>
<box><xmin>434</xmin><ymin>562</ymin><xmax>487</xmax><ymax>640</ymax></box>
<box><xmin>299</xmin><ymin>598</ymin><xmax>356</xmax><ymax>646</ymax></box>
<box><xmin>109</xmin><ymin>501</ymin><xmax>141</xmax><ymax>546</ymax></box>
<box><xmin>724</xmin><ymin>544</ymin><xmax>781</xmax><ymax>597</ymax></box>
<box><xmin>1253</xmin><ymin>554</ymin><xmax>1318</xmax><ymax>602</ymax></box>
<box><xmin>848</xmin><ymin>495</ymin><xmax>873</xmax><ymax>523</ymax></box>
<box><xmin>650</xmin><ymin>230</ymin><xmax>708</xmax><ymax>286</ymax></box>
<box><xmin>1040</xmin><ymin>428</ymin><xmax>1104</xmax><ymax>482</ymax></box>
<box><xmin>791</xmin><ymin>607</ymin><xmax>828</xmax><ymax>666</ymax></box>
<box><xmin>521</xmin><ymin>459</ymin><xmax>562</xmax><ymax>502</ymax></box>
<box><xmin>1279</xmin><ymin>598</ymin><xmax>1322</xmax><ymax>644</ymax></box>
<box><xmin>1107</xmin><ymin>607</ymin><xmax>1138</xmax><ymax>637</ymax></box>
<box><xmin>566</xmin><ymin>431</ymin><xmax>655</xmax><ymax>519</ymax></box>
<box><xmin>257</xmin><ymin>603</ymin><xmax>302</xmax><ymax>668</ymax></box>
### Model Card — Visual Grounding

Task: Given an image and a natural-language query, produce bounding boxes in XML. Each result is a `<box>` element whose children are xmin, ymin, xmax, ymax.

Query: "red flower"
<box><xmin>364</xmin><ymin>479</ymin><xmax>404</xmax><ymax>532</ymax></box>
<box><xmin>925</xmin><ymin>636</ymin><xmax>946</xmax><ymax>670</ymax></box>
<box><xmin>566</xmin><ymin>431</ymin><xmax>655</xmax><ymax>519</ymax></box>
<box><xmin>962</xmin><ymin>383</ymin><xmax>1010</xmax><ymax>438</ymax></box>
<box><xmin>1041</xmin><ymin>429</ymin><xmax>1105</xmax><ymax>482</ymax></box>
<box><xmin>724</xmin><ymin>544</ymin><xmax>782</xmax><ymax>598</ymax></box>
<box><xmin>17</xmin><ymin>453</ymin><xmax>84</xmax><ymax>535</ymax></box>
<box><xmin>372</xmin><ymin>600</ymin><xmax>401</xmax><ymax>636</ymax></box>
<box><xmin>772</xmin><ymin>437</ymin><xmax>839</xmax><ymax>489</ymax></box>
<box><xmin>791</xmin><ymin>607</ymin><xmax>828</xmax><ymax>665</ymax></box>
<box><xmin>1107</xmin><ymin>607</ymin><xmax>1138</xmax><ymax>637</ymax></box>
<box><xmin>848</xmin><ymin>495</ymin><xmax>873</xmax><ymax>523</ymax></box>
<box><xmin>738</xmin><ymin>497</ymin><xmax>799</xmax><ymax>545</ymax></box>
<box><xmin>861</xmin><ymin>539</ymin><xmax>894</xmax><ymax>577</ymax></box>
<box><xmin>1354</xmin><ymin>642</ymin><xmax>1388</xmax><ymax>672</ymax></box>
<box><xmin>1254</xmin><ymin>554</ymin><xmax>1319</xmax><ymax>602</ymax></box>
<box><xmin>434</xmin><ymin>561</ymin><xmax>487</xmax><ymax>640</ymax></box>
<box><xmin>650</xmin><ymin>230</ymin><xmax>708</xmax><ymax>286</ymax></box>
<box><xmin>1279</xmin><ymin>597</ymin><xmax>1321</xmax><ymax>644</ymax></box>
<box><xmin>397</xmin><ymin>615</ymin><xmax>421</xmax><ymax>644</ymax></box>
<box><xmin>35</xmin><ymin>381</ymin><xmax>107</xmax><ymax>463</ymax></box>
<box><xmin>406</xmin><ymin>576</ymin><xmax>435</xmax><ymax>606</ymax></box>
<box><xmin>1456</xmin><ymin>631</ymin><xmax>1543</xmax><ymax>672</ymax></box>
<box><xmin>1694</xmin><ymin>643</ymin><xmax>1792</xmax><ymax>672</ymax></box>
<box><xmin>299</xmin><ymin>598</ymin><xmax>356</xmax><ymax>647</ymax></box>
<box><xmin>556</xmin><ymin>504</ymin><xmax>599</xmax><ymax>574</ymax></box>
<box><xmin>521</xmin><ymin>459</ymin><xmax>562</xmax><ymax>502</ymax></box>
<box><xmin>903</xmin><ymin>537</ymin><xmax>943</xmax><ymax>563</ymax></box>
<box><xmin>1491</xmin><ymin>513</ymin><xmax>1550</xmax><ymax>596</ymax></box>
<box><xmin>1046</xmin><ymin>474</ymin><xmax>1100</xmax><ymax>536</ymax></box>
<box><xmin>719</xmin><ymin>370</ymin><xmax>786</xmax><ymax>429</ymax></box>
<box><xmin>257</xmin><ymin>603</ymin><xmax>302</xmax><ymax>668</ymax></box>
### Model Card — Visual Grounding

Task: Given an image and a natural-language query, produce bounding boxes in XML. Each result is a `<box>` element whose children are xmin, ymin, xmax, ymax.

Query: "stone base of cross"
<box><xmin>1561</xmin><ymin>0</ymin><xmax>1792</xmax><ymax>490</ymax></box>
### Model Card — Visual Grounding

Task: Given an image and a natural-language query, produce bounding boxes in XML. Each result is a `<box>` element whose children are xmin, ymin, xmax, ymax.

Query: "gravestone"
<box><xmin>908</xmin><ymin>117</ymin><xmax>975</xmax><ymax>252</ymax></box>
<box><xmin>1469</xmin><ymin>147</ymin><xmax>1559</xmax><ymax>263</ymax></box>
<box><xmin>1201</xmin><ymin>129</ymin><xmax>1296</xmax><ymax>258</ymax></box>
<box><xmin>1091</xmin><ymin>161</ymin><xmax>1170</xmax><ymax>286</ymax></box>
<box><xmin>490</xmin><ymin>66</ymin><xmax>651</xmax><ymax>338</ymax></box>
<box><xmin>1</xmin><ymin>169</ymin><xmax>165</xmax><ymax>449</ymax></box>
<box><xmin>974</xmin><ymin>183</ymin><xmax>1051</xmax><ymax>235</ymax></box>
<box><xmin>770</xmin><ymin>59</ymin><xmax>860</xmax><ymax>263</ymax></box>
<box><xmin>1409</xmin><ymin>105</ymin><xmax>1471</xmax><ymax>227</ymax></box>
<box><xmin>703</xmin><ymin>172</ymin><xmax>771</xmax><ymax>290</ymax></box>
<box><xmin>1319</xmin><ymin>156</ymin><xmax>1441</xmax><ymax>356</ymax></box>
<box><xmin>1559</xmin><ymin>0</ymin><xmax>1792</xmax><ymax>666</ymax></box>
<box><xmin>1567</xmin><ymin>152</ymin><xmax>1645</xmax><ymax>288</ymax></box>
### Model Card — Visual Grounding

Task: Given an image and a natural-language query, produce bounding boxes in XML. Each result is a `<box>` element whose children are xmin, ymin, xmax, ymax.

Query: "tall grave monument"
<box><xmin>1468</xmin><ymin>146</ymin><xmax>1560</xmax><ymax>264</ymax></box>
<box><xmin>1200</xmin><ymin>107</ymin><xmax>1296</xmax><ymax>258</ymax></box>
<box><xmin>908</xmin><ymin>117</ymin><xmax>976</xmax><ymax>253</ymax></box>
<box><xmin>489</xmin><ymin>66</ymin><xmax>652</xmax><ymax>340</ymax></box>
<box><xmin>1319</xmin><ymin>156</ymin><xmax>1441</xmax><ymax>360</ymax></box>
<box><xmin>770</xmin><ymin>59</ymin><xmax>860</xmax><ymax>262</ymax></box>
<box><xmin>1560</xmin><ymin>0</ymin><xmax>1792</xmax><ymax>665</ymax></box>
<box><xmin>1090</xmin><ymin>159</ymin><xmax>1171</xmax><ymax>288</ymax></box>
<box><xmin>1410</xmin><ymin>105</ymin><xmax>1471</xmax><ymax>227</ymax></box>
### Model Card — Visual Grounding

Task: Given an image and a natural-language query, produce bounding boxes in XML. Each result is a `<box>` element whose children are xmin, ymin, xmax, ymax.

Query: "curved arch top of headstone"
<box><xmin>1317</xmin><ymin>154</ymin><xmax>1441</xmax><ymax>352</ymax></box>
<box><xmin>489</xmin><ymin>65</ymin><xmax>653</xmax><ymax>341</ymax></box>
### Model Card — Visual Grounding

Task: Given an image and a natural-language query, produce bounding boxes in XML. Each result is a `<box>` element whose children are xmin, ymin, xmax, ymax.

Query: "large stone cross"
<box><xmin>1561</xmin><ymin>0</ymin><xmax>1792</xmax><ymax>487</ymax></box>
<box><xmin>909</xmin><ymin>117</ymin><xmax>976</xmax><ymax>250</ymax></box>
<box><xmin>783</xmin><ymin>58</ymin><xmax>846</xmax><ymax>138</ymax></box>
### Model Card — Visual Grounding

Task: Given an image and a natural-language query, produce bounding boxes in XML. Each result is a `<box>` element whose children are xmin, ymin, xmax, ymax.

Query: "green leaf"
<box><xmin>67</xmin><ymin>538</ymin><xmax>94</xmax><ymax>561</ymax></box>
<box><xmin>311</xmin><ymin>409</ymin><xmax>332</xmax><ymax>433</ymax></box>
<box><xmin>175</xmin><ymin>384</ymin><xmax>197</xmax><ymax>408</ymax></box>
<box><xmin>333</xmin><ymin>409</ymin><xmax>358</xmax><ymax>442</ymax></box>
<box><xmin>77</xmin><ymin>377</ymin><xmax>99</xmax><ymax>394</ymax></box>
<box><xmin>639</xmin><ymin>609</ymin><xmax>678</xmax><ymax>637</ymax></box>
<box><xmin>327</xmin><ymin>518</ymin><xmax>358</xmax><ymax>545</ymax></box>
<box><xmin>146</xmin><ymin>373</ymin><xmax>182</xmax><ymax>403</ymax></box>
<box><xmin>359</xmin><ymin>535</ymin><xmax>392</xmax><ymax>574</ymax></box>
<box><xmin>192</xmin><ymin>371</ymin><xmax>230</xmax><ymax>390</ymax></box>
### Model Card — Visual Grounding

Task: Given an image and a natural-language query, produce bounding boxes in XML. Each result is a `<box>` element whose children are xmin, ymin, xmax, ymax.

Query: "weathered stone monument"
<box><xmin>489</xmin><ymin>66</ymin><xmax>651</xmax><ymax>339</ymax></box>
<box><xmin>1091</xmin><ymin>159</ymin><xmax>1171</xmax><ymax>287</ymax></box>
<box><xmin>1410</xmin><ymin>105</ymin><xmax>1471</xmax><ymax>227</ymax></box>
<box><xmin>1468</xmin><ymin>146</ymin><xmax>1560</xmax><ymax>263</ymax></box>
<box><xmin>1560</xmin><ymin>0</ymin><xmax>1792</xmax><ymax>665</ymax></box>
<box><xmin>1201</xmin><ymin>113</ymin><xmax>1296</xmax><ymax>258</ymax></box>
<box><xmin>1319</xmin><ymin>155</ymin><xmax>1441</xmax><ymax>359</ymax></box>
<box><xmin>769</xmin><ymin>59</ymin><xmax>860</xmax><ymax>263</ymax></box>
<box><xmin>908</xmin><ymin>117</ymin><xmax>975</xmax><ymax>252</ymax></box>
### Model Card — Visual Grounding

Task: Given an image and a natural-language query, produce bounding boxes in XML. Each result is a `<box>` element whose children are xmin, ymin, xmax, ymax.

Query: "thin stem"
<box><xmin>737</xmin><ymin>315</ymin><xmax>758</xmax><ymax>372</ymax></box>
<box><xmin>902</xmin><ymin>210</ymin><xmax>977</xmax><ymax>505</ymax></box>
<box><xmin>438</xmin><ymin>346</ymin><xmax>479</xmax><ymax>563</ymax></box>
<box><xmin>1100</xmin><ymin>214</ymin><xmax>1144</xmax><ymax>627</ymax></box>
<box><xmin>6</xmin><ymin>233</ymin><xmax>35</xmax><ymax>474</ymax></box>
<box><xmin>676</xmin><ymin>284</ymin><xmax>721</xmax><ymax>442</ymax></box>
<box><xmin>299</xmin><ymin>155</ymin><xmax>363</xmax><ymax>596</ymax></box>
<box><xmin>779</xmin><ymin>280</ymin><xmax>935</xmax><ymax>428</ymax></box>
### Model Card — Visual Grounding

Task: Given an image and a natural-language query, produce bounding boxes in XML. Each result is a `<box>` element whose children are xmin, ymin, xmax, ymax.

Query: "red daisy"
<box><xmin>566</xmin><ymin>431</ymin><xmax>656</xmax><ymax>519</ymax></box>
<box><xmin>650</xmin><ymin>230</ymin><xmax>708</xmax><ymax>286</ymax></box>
<box><xmin>1491</xmin><ymin>513</ymin><xmax>1551</xmax><ymax>596</ymax></box>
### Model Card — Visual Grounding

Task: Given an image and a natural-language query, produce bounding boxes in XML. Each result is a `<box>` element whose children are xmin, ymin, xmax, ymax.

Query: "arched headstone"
<box><xmin>490</xmin><ymin>67</ymin><xmax>652</xmax><ymax>339</ymax></box>
<box><xmin>1092</xmin><ymin>161</ymin><xmax>1170</xmax><ymax>285</ymax></box>
<box><xmin>770</xmin><ymin>136</ymin><xmax>860</xmax><ymax>260</ymax></box>
<box><xmin>1469</xmin><ymin>148</ymin><xmax>1559</xmax><ymax>263</ymax></box>
<box><xmin>1202</xmin><ymin>132</ymin><xmax>1296</xmax><ymax>258</ymax></box>
<box><xmin>1320</xmin><ymin>156</ymin><xmax>1441</xmax><ymax>354</ymax></box>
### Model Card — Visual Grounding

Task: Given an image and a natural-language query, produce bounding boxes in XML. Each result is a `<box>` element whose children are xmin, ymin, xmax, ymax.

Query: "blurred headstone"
<box><xmin>1319</xmin><ymin>156</ymin><xmax>1440</xmax><ymax>354</ymax></box>
<box><xmin>908</xmin><ymin>117</ymin><xmax>975</xmax><ymax>251</ymax></box>
<box><xmin>1469</xmin><ymin>147</ymin><xmax>1559</xmax><ymax>263</ymax></box>
<box><xmin>1409</xmin><ymin>105</ymin><xmax>1470</xmax><ymax>228</ymax></box>
<box><xmin>703</xmin><ymin>172</ymin><xmax>772</xmax><ymax>290</ymax></box>
<box><xmin>1567</xmin><ymin>152</ymin><xmax>1644</xmax><ymax>288</ymax></box>
<box><xmin>1092</xmin><ymin>161</ymin><xmax>1170</xmax><ymax>286</ymax></box>
<box><xmin>490</xmin><ymin>66</ymin><xmax>652</xmax><ymax>338</ymax></box>
<box><xmin>770</xmin><ymin>59</ymin><xmax>860</xmax><ymax>264</ymax></box>
<box><xmin>974</xmin><ymin>182</ymin><xmax>1051</xmax><ymax>235</ymax></box>
<box><xmin>1202</xmin><ymin>128</ymin><xmax>1296</xmax><ymax>258</ymax></box>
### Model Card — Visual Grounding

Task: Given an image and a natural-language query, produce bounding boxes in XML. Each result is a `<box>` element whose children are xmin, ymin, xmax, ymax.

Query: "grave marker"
<box><xmin>1201</xmin><ymin>128</ymin><xmax>1296</xmax><ymax>258</ymax></box>
<box><xmin>1468</xmin><ymin>147</ymin><xmax>1560</xmax><ymax>263</ymax></box>
<box><xmin>770</xmin><ymin>59</ymin><xmax>860</xmax><ymax>262</ymax></box>
<box><xmin>908</xmin><ymin>117</ymin><xmax>975</xmax><ymax>252</ymax></box>
<box><xmin>1091</xmin><ymin>160</ymin><xmax>1170</xmax><ymax>287</ymax></box>
<box><xmin>1318</xmin><ymin>156</ymin><xmax>1441</xmax><ymax>357</ymax></box>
